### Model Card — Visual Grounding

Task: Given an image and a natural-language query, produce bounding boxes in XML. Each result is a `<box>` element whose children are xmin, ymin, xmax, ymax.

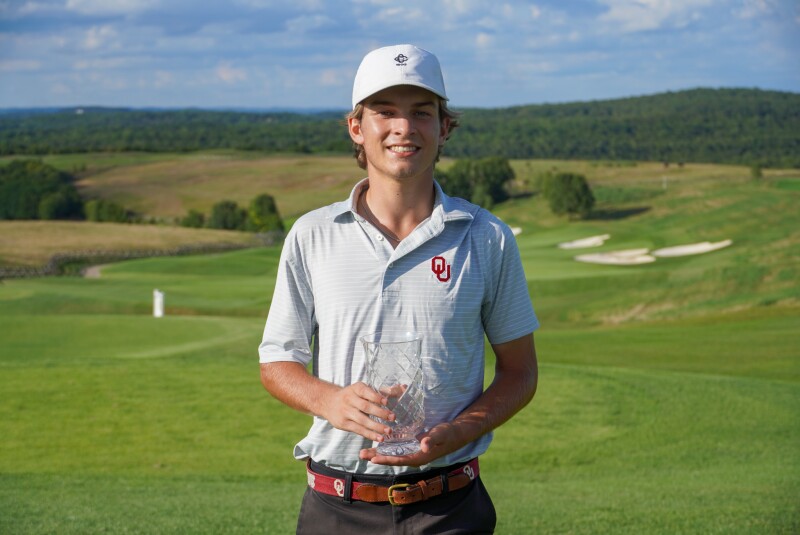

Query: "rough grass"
<box><xmin>0</xmin><ymin>221</ymin><xmax>258</xmax><ymax>267</ymax></box>
<box><xmin>71</xmin><ymin>152</ymin><xmax>363</xmax><ymax>220</ymax></box>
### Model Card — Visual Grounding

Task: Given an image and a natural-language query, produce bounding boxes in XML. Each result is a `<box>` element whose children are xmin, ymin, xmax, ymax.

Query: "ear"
<box><xmin>438</xmin><ymin>116</ymin><xmax>451</xmax><ymax>146</ymax></box>
<box><xmin>348</xmin><ymin>116</ymin><xmax>364</xmax><ymax>145</ymax></box>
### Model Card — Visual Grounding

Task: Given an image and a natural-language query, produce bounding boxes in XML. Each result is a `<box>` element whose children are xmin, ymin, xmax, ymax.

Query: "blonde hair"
<box><xmin>345</xmin><ymin>98</ymin><xmax>461</xmax><ymax>170</ymax></box>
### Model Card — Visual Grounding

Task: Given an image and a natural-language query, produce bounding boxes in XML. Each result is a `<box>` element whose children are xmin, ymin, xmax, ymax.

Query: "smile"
<box><xmin>388</xmin><ymin>145</ymin><xmax>418</xmax><ymax>153</ymax></box>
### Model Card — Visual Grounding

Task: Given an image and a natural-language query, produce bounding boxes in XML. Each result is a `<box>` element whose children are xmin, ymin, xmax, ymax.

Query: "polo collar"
<box><xmin>330</xmin><ymin>178</ymin><xmax>475</xmax><ymax>224</ymax></box>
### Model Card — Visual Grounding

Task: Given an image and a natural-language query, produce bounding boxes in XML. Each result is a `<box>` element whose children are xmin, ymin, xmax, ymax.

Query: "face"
<box><xmin>348</xmin><ymin>85</ymin><xmax>450</xmax><ymax>184</ymax></box>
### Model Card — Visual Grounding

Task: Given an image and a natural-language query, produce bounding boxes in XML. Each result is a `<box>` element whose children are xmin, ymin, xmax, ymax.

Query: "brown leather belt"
<box><xmin>306</xmin><ymin>458</ymin><xmax>479</xmax><ymax>506</ymax></box>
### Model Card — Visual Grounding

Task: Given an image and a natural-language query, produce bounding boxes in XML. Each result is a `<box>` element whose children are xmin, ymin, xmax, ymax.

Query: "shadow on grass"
<box><xmin>508</xmin><ymin>192</ymin><xmax>538</xmax><ymax>200</ymax></box>
<box><xmin>588</xmin><ymin>206</ymin><xmax>650</xmax><ymax>220</ymax></box>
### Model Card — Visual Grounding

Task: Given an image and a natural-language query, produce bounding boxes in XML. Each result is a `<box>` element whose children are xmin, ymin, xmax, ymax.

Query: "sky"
<box><xmin>1</xmin><ymin>0</ymin><xmax>798</xmax><ymax>110</ymax></box>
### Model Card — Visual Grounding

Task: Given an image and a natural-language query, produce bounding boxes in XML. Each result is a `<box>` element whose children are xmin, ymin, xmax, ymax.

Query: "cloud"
<box><xmin>285</xmin><ymin>14</ymin><xmax>335</xmax><ymax>33</ymax></box>
<box><xmin>734</xmin><ymin>0</ymin><xmax>779</xmax><ymax>19</ymax></box>
<box><xmin>82</xmin><ymin>25</ymin><xmax>117</xmax><ymax>50</ymax></box>
<box><xmin>372</xmin><ymin>6</ymin><xmax>426</xmax><ymax>24</ymax></box>
<box><xmin>441</xmin><ymin>0</ymin><xmax>482</xmax><ymax>15</ymax></box>
<box><xmin>153</xmin><ymin>70</ymin><xmax>174</xmax><ymax>88</ymax></box>
<box><xmin>50</xmin><ymin>82</ymin><xmax>71</xmax><ymax>95</ymax></box>
<box><xmin>73</xmin><ymin>57</ymin><xmax>129</xmax><ymax>70</ymax></box>
<box><xmin>319</xmin><ymin>68</ymin><xmax>342</xmax><ymax>86</ymax></box>
<box><xmin>216</xmin><ymin>62</ymin><xmax>247</xmax><ymax>84</ymax></box>
<box><xmin>0</xmin><ymin>59</ymin><xmax>41</xmax><ymax>72</ymax></box>
<box><xmin>475</xmin><ymin>32</ymin><xmax>493</xmax><ymax>48</ymax></box>
<box><xmin>236</xmin><ymin>0</ymin><xmax>324</xmax><ymax>9</ymax></box>
<box><xmin>65</xmin><ymin>0</ymin><xmax>157</xmax><ymax>16</ymax></box>
<box><xmin>17</xmin><ymin>2</ymin><xmax>57</xmax><ymax>16</ymax></box>
<box><xmin>598</xmin><ymin>0</ymin><xmax>715</xmax><ymax>32</ymax></box>
<box><xmin>735</xmin><ymin>0</ymin><xmax>770</xmax><ymax>18</ymax></box>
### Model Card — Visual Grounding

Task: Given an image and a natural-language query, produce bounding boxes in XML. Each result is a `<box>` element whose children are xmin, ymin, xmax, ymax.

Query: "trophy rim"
<box><xmin>360</xmin><ymin>330</ymin><xmax>423</xmax><ymax>346</ymax></box>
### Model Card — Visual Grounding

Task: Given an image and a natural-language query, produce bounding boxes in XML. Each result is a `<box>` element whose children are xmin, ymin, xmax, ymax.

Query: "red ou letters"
<box><xmin>431</xmin><ymin>256</ymin><xmax>451</xmax><ymax>282</ymax></box>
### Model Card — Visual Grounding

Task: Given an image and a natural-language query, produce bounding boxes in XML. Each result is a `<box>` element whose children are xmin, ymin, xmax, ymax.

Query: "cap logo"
<box><xmin>394</xmin><ymin>53</ymin><xmax>409</xmax><ymax>65</ymax></box>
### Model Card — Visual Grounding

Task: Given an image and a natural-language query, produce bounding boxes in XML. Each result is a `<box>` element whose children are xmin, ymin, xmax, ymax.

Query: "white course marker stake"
<box><xmin>153</xmin><ymin>289</ymin><xmax>165</xmax><ymax>318</ymax></box>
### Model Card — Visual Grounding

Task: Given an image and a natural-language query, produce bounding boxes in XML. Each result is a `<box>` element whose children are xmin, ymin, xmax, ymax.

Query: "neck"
<box><xmin>359</xmin><ymin>178</ymin><xmax>435</xmax><ymax>245</ymax></box>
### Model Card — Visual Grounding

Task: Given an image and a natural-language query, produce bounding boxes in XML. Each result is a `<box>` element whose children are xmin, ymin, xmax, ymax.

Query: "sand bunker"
<box><xmin>558</xmin><ymin>234</ymin><xmax>610</xmax><ymax>249</ymax></box>
<box><xmin>574</xmin><ymin>239</ymin><xmax>733</xmax><ymax>265</ymax></box>
<box><xmin>575</xmin><ymin>248</ymin><xmax>656</xmax><ymax>265</ymax></box>
<box><xmin>511</xmin><ymin>227</ymin><xmax>523</xmax><ymax>236</ymax></box>
<box><xmin>652</xmin><ymin>240</ymin><xmax>733</xmax><ymax>257</ymax></box>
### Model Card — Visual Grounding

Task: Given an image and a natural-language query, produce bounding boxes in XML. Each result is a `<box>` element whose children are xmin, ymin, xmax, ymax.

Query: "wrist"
<box><xmin>313</xmin><ymin>382</ymin><xmax>342</xmax><ymax>420</ymax></box>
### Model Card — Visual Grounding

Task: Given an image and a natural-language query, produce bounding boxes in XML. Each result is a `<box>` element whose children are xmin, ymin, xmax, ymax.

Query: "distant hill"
<box><xmin>447</xmin><ymin>88</ymin><xmax>800</xmax><ymax>167</ymax></box>
<box><xmin>1</xmin><ymin>88</ymin><xmax>797</xmax><ymax>166</ymax></box>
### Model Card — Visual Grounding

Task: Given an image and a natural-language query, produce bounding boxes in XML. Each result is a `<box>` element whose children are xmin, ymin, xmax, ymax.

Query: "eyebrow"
<box><xmin>369</xmin><ymin>99</ymin><xmax>436</xmax><ymax>108</ymax></box>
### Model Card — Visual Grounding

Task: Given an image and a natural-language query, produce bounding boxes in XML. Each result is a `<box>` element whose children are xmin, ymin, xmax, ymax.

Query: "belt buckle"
<box><xmin>387</xmin><ymin>483</ymin><xmax>411</xmax><ymax>506</ymax></box>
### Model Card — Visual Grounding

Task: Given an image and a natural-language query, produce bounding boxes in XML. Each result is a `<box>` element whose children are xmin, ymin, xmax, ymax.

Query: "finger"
<box><xmin>353</xmin><ymin>382</ymin><xmax>388</xmax><ymax>405</ymax></box>
<box><xmin>366</xmin><ymin>452</ymin><xmax>430</xmax><ymax>467</ymax></box>
<box><xmin>359</xmin><ymin>447</ymin><xmax>377</xmax><ymax>460</ymax></box>
<box><xmin>340</xmin><ymin>406</ymin><xmax>392</xmax><ymax>438</ymax></box>
<box><xmin>348</xmin><ymin>386</ymin><xmax>395</xmax><ymax>421</ymax></box>
<box><xmin>344</xmin><ymin>396</ymin><xmax>394</xmax><ymax>425</ymax></box>
<box><xmin>337</xmin><ymin>410</ymin><xmax>390</xmax><ymax>442</ymax></box>
<box><xmin>418</xmin><ymin>436</ymin><xmax>434</xmax><ymax>453</ymax></box>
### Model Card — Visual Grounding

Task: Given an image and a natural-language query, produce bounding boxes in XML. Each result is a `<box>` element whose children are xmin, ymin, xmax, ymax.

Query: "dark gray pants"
<box><xmin>296</xmin><ymin>462</ymin><xmax>496</xmax><ymax>534</ymax></box>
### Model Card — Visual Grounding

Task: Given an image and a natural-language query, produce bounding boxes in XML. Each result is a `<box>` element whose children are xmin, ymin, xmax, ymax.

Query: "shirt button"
<box><xmin>376</xmin><ymin>234</ymin><xmax>384</xmax><ymax>241</ymax></box>
<box><xmin>389</xmin><ymin>263</ymin><xmax>394</xmax><ymax>269</ymax></box>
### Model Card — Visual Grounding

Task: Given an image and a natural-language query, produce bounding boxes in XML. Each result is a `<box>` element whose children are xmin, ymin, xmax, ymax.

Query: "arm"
<box><xmin>260</xmin><ymin>361</ymin><xmax>396</xmax><ymax>443</ymax></box>
<box><xmin>359</xmin><ymin>332</ymin><xmax>538</xmax><ymax>466</ymax></box>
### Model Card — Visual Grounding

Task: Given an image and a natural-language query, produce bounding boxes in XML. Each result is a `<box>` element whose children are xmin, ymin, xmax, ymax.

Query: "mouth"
<box><xmin>388</xmin><ymin>144</ymin><xmax>419</xmax><ymax>155</ymax></box>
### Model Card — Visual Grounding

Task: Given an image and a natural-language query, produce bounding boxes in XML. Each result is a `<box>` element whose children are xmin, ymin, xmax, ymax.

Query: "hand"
<box><xmin>358</xmin><ymin>422</ymin><xmax>459</xmax><ymax>467</ymax></box>
<box><xmin>319</xmin><ymin>382</ymin><xmax>395</xmax><ymax>443</ymax></box>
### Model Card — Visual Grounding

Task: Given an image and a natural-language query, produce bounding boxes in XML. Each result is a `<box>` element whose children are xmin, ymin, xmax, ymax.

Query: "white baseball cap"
<box><xmin>352</xmin><ymin>44</ymin><xmax>448</xmax><ymax>109</ymax></box>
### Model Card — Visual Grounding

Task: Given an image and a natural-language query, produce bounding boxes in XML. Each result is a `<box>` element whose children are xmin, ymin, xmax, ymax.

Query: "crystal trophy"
<box><xmin>361</xmin><ymin>331</ymin><xmax>425</xmax><ymax>456</ymax></box>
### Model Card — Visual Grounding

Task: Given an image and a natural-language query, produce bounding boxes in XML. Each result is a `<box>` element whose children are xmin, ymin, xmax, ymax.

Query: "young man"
<box><xmin>259</xmin><ymin>44</ymin><xmax>539</xmax><ymax>533</ymax></box>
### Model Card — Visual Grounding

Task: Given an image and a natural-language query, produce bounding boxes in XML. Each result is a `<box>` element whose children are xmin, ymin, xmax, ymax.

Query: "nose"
<box><xmin>391</xmin><ymin>114</ymin><xmax>415</xmax><ymax>135</ymax></box>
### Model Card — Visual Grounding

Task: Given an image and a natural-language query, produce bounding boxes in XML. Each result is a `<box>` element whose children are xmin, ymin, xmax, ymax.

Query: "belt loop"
<box><xmin>343</xmin><ymin>473</ymin><xmax>353</xmax><ymax>503</ymax></box>
<box><xmin>440</xmin><ymin>473</ymin><xmax>449</xmax><ymax>494</ymax></box>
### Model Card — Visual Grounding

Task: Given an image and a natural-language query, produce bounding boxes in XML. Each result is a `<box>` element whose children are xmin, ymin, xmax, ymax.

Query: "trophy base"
<box><xmin>376</xmin><ymin>439</ymin><xmax>421</xmax><ymax>457</ymax></box>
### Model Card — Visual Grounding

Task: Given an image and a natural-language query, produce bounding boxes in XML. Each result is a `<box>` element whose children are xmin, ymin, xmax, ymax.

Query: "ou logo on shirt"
<box><xmin>431</xmin><ymin>256</ymin><xmax>451</xmax><ymax>282</ymax></box>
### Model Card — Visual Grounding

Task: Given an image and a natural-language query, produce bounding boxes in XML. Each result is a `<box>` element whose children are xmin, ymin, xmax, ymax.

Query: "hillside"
<box><xmin>449</xmin><ymin>88</ymin><xmax>800</xmax><ymax>167</ymax></box>
<box><xmin>1</xmin><ymin>88</ymin><xmax>797</xmax><ymax>166</ymax></box>
<box><xmin>0</xmin><ymin>221</ymin><xmax>259</xmax><ymax>268</ymax></box>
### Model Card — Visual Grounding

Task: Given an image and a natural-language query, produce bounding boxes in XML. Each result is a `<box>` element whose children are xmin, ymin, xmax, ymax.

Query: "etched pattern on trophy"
<box><xmin>361</xmin><ymin>332</ymin><xmax>425</xmax><ymax>456</ymax></box>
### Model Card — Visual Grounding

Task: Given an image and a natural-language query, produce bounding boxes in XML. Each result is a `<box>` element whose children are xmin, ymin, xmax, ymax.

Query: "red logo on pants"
<box><xmin>431</xmin><ymin>256</ymin><xmax>451</xmax><ymax>282</ymax></box>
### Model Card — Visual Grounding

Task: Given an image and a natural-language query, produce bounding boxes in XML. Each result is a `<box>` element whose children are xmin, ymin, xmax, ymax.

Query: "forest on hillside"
<box><xmin>1</xmin><ymin>88</ymin><xmax>798</xmax><ymax>167</ymax></box>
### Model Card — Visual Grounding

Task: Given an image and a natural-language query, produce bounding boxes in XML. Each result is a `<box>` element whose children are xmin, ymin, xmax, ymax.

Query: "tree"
<box><xmin>750</xmin><ymin>163</ymin><xmax>763</xmax><ymax>180</ymax></box>
<box><xmin>180</xmin><ymin>209</ymin><xmax>205</xmax><ymax>228</ymax></box>
<box><xmin>542</xmin><ymin>172</ymin><xmax>595</xmax><ymax>219</ymax></box>
<box><xmin>0</xmin><ymin>159</ymin><xmax>83</xmax><ymax>220</ymax></box>
<box><xmin>438</xmin><ymin>157</ymin><xmax>515</xmax><ymax>209</ymax></box>
<box><xmin>38</xmin><ymin>187</ymin><xmax>84</xmax><ymax>220</ymax></box>
<box><xmin>437</xmin><ymin>160</ymin><xmax>473</xmax><ymax>200</ymax></box>
<box><xmin>247</xmin><ymin>193</ymin><xmax>284</xmax><ymax>233</ymax></box>
<box><xmin>85</xmin><ymin>199</ymin><xmax>128</xmax><ymax>223</ymax></box>
<box><xmin>207</xmin><ymin>200</ymin><xmax>247</xmax><ymax>230</ymax></box>
<box><xmin>473</xmin><ymin>156</ymin><xmax>514</xmax><ymax>205</ymax></box>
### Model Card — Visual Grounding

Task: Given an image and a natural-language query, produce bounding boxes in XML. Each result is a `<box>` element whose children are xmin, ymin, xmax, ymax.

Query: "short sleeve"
<box><xmin>480</xmin><ymin>220</ymin><xmax>539</xmax><ymax>345</ymax></box>
<box><xmin>258</xmin><ymin>228</ymin><xmax>317</xmax><ymax>365</ymax></box>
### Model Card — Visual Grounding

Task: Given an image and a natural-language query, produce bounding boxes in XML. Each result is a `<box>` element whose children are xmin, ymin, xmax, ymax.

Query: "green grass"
<box><xmin>1</xmin><ymin>154</ymin><xmax>799</xmax><ymax>533</ymax></box>
<box><xmin>774</xmin><ymin>177</ymin><xmax>800</xmax><ymax>191</ymax></box>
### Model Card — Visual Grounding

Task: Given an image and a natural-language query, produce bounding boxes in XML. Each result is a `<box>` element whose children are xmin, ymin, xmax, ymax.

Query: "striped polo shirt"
<box><xmin>259</xmin><ymin>178</ymin><xmax>538</xmax><ymax>475</ymax></box>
